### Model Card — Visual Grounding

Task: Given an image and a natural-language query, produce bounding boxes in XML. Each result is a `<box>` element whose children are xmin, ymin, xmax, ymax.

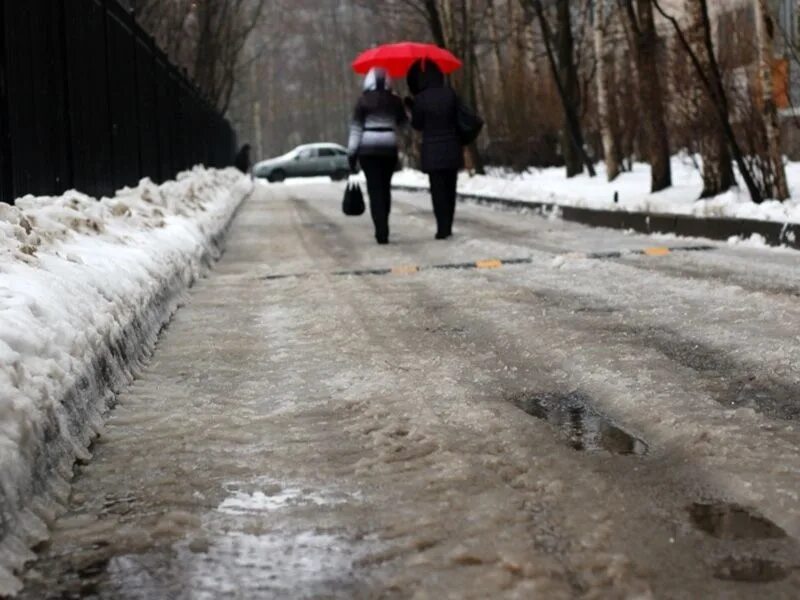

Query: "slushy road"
<box><xmin>22</xmin><ymin>181</ymin><xmax>800</xmax><ymax>599</ymax></box>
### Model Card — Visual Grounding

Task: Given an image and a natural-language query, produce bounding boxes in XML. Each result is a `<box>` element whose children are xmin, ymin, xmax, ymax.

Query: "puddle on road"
<box><xmin>96</xmin><ymin>530</ymin><xmax>370</xmax><ymax>600</ymax></box>
<box><xmin>44</xmin><ymin>483</ymin><xmax>370</xmax><ymax>599</ymax></box>
<box><xmin>713</xmin><ymin>556</ymin><xmax>789</xmax><ymax>583</ymax></box>
<box><xmin>688</xmin><ymin>502</ymin><xmax>787</xmax><ymax>540</ymax></box>
<box><xmin>512</xmin><ymin>392</ymin><xmax>648</xmax><ymax>456</ymax></box>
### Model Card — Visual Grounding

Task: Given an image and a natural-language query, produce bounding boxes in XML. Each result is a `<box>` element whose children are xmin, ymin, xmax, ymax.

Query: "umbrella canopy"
<box><xmin>352</xmin><ymin>42</ymin><xmax>462</xmax><ymax>78</ymax></box>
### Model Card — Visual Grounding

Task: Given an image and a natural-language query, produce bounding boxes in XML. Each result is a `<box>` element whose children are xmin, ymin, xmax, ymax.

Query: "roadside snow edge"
<box><xmin>0</xmin><ymin>168</ymin><xmax>251</xmax><ymax>595</ymax></box>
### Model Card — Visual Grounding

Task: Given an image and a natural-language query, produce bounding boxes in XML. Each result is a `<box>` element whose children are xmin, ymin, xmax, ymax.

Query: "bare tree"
<box><xmin>134</xmin><ymin>0</ymin><xmax>266</xmax><ymax>114</ymax></box>
<box><xmin>593</xmin><ymin>0</ymin><xmax>622</xmax><ymax>181</ymax></box>
<box><xmin>523</xmin><ymin>0</ymin><xmax>596</xmax><ymax>177</ymax></box>
<box><xmin>618</xmin><ymin>0</ymin><xmax>671</xmax><ymax>192</ymax></box>
<box><xmin>556</xmin><ymin>0</ymin><xmax>583</xmax><ymax>176</ymax></box>
<box><xmin>131</xmin><ymin>0</ymin><xmax>196</xmax><ymax>65</ymax></box>
<box><xmin>754</xmin><ymin>0</ymin><xmax>789</xmax><ymax>200</ymax></box>
<box><xmin>652</xmin><ymin>0</ymin><xmax>764</xmax><ymax>204</ymax></box>
<box><xmin>682</xmin><ymin>0</ymin><xmax>735</xmax><ymax>198</ymax></box>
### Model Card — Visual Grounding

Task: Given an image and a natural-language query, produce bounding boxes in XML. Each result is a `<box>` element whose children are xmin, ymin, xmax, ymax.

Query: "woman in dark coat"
<box><xmin>235</xmin><ymin>144</ymin><xmax>252</xmax><ymax>174</ymax></box>
<box><xmin>406</xmin><ymin>60</ymin><xmax>463</xmax><ymax>240</ymax></box>
<box><xmin>347</xmin><ymin>67</ymin><xmax>407</xmax><ymax>244</ymax></box>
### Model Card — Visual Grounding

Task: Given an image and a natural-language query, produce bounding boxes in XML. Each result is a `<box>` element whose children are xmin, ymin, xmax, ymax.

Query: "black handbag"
<box><xmin>456</xmin><ymin>96</ymin><xmax>484</xmax><ymax>146</ymax></box>
<box><xmin>342</xmin><ymin>180</ymin><xmax>365</xmax><ymax>216</ymax></box>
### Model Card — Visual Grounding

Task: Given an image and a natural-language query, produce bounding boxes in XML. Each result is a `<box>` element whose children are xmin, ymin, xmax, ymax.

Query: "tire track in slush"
<box><xmin>289</xmin><ymin>193</ymin><xmax>800</xmax><ymax>595</ymax></box>
<box><xmin>394</xmin><ymin>192</ymin><xmax>800</xmax><ymax>301</ymax></box>
<box><xmin>391</xmin><ymin>192</ymin><xmax>800</xmax><ymax>422</ymax></box>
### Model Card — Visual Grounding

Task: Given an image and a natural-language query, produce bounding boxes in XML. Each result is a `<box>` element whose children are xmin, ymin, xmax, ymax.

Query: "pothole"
<box><xmin>688</xmin><ymin>503</ymin><xmax>787</xmax><ymax>540</ymax></box>
<box><xmin>511</xmin><ymin>392</ymin><xmax>648</xmax><ymax>455</ymax></box>
<box><xmin>713</xmin><ymin>556</ymin><xmax>789</xmax><ymax>583</ymax></box>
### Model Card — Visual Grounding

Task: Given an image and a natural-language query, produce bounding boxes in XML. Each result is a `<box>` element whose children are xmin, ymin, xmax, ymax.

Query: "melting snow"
<box><xmin>392</xmin><ymin>155</ymin><xmax>800</xmax><ymax>225</ymax></box>
<box><xmin>0</xmin><ymin>167</ymin><xmax>250</xmax><ymax>595</ymax></box>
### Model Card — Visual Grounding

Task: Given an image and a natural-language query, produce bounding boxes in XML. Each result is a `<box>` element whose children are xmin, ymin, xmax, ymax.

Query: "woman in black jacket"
<box><xmin>407</xmin><ymin>60</ymin><xmax>463</xmax><ymax>240</ymax></box>
<box><xmin>347</xmin><ymin>68</ymin><xmax>407</xmax><ymax>244</ymax></box>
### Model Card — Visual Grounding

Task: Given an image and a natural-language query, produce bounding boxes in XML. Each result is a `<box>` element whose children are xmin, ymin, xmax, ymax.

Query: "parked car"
<box><xmin>253</xmin><ymin>143</ymin><xmax>351</xmax><ymax>182</ymax></box>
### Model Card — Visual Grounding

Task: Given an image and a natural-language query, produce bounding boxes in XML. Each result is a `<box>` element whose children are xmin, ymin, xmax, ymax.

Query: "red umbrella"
<box><xmin>352</xmin><ymin>42</ymin><xmax>462</xmax><ymax>78</ymax></box>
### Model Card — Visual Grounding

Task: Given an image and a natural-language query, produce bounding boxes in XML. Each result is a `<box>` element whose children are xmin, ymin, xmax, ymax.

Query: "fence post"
<box><xmin>57</xmin><ymin>0</ymin><xmax>74</xmax><ymax>194</ymax></box>
<box><xmin>147</xmin><ymin>34</ymin><xmax>162</xmax><ymax>183</ymax></box>
<box><xmin>130</xmin><ymin>7</ymin><xmax>143</xmax><ymax>184</ymax></box>
<box><xmin>0</xmin><ymin>3</ymin><xmax>12</xmax><ymax>204</ymax></box>
<box><xmin>101</xmin><ymin>0</ymin><xmax>117</xmax><ymax>194</ymax></box>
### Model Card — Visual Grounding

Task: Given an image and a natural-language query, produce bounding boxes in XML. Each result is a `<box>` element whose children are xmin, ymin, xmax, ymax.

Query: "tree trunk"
<box><xmin>594</xmin><ymin>3</ymin><xmax>622</xmax><ymax>181</ymax></box>
<box><xmin>557</xmin><ymin>0</ymin><xmax>582</xmax><ymax>177</ymax></box>
<box><xmin>487</xmin><ymin>0</ymin><xmax>509</xmax><ymax>141</ymax></box>
<box><xmin>440</xmin><ymin>0</ymin><xmax>456</xmax><ymax>49</ymax></box>
<box><xmin>652</xmin><ymin>0</ymin><xmax>764</xmax><ymax>203</ymax></box>
<box><xmin>754</xmin><ymin>0</ymin><xmax>789</xmax><ymax>200</ymax></box>
<box><xmin>622</xmin><ymin>0</ymin><xmax>672</xmax><ymax>192</ymax></box>
<box><xmin>698</xmin><ymin>134</ymin><xmax>735</xmax><ymax>198</ymax></box>
<box><xmin>685</xmin><ymin>0</ymin><xmax>735</xmax><ymax>197</ymax></box>
<box><xmin>528</xmin><ymin>0</ymin><xmax>595</xmax><ymax>177</ymax></box>
<box><xmin>462</xmin><ymin>0</ymin><xmax>485</xmax><ymax>174</ymax></box>
<box><xmin>424</xmin><ymin>0</ymin><xmax>447</xmax><ymax>47</ymax></box>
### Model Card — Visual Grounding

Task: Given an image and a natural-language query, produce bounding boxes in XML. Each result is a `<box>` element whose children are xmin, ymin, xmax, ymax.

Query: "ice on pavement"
<box><xmin>103</xmin><ymin>529</ymin><xmax>371</xmax><ymax>600</ymax></box>
<box><xmin>218</xmin><ymin>480</ymin><xmax>351</xmax><ymax>515</ymax></box>
<box><xmin>0</xmin><ymin>168</ymin><xmax>250</xmax><ymax>594</ymax></box>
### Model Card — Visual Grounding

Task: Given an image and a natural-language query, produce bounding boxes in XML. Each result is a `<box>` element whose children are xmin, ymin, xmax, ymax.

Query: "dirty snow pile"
<box><xmin>394</xmin><ymin>155</ymin><xmax>800</xmax><ymax>225</ymax></box>
<box><xmin>0</xmin><ymin>168</ymin><xmax>250</xmax><ymax>594</ymax></box>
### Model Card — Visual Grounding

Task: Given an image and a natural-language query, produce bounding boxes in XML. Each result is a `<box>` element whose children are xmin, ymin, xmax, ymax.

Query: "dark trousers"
<box><xmin>429</xmin><ymin>169</ymin><xmax>458</xmax><ymax>236</ymax></box>
<box><xmin>360</xmin><ymin>155</ymin><xmax>396</xmax><ymax>241</ymax></box>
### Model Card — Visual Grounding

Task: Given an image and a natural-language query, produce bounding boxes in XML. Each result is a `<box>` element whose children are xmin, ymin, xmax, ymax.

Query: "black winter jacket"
<box><xmin>408</xmin><ymin>62</ymin><xmax>463</xmax><ymax>173</ymax></box>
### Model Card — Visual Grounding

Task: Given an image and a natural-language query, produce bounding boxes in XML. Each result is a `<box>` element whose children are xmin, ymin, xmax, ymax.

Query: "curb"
<box><xmin>393</xmin><ymin>185</ymin><xmax>800</xmax><ymax>250</ymax></box>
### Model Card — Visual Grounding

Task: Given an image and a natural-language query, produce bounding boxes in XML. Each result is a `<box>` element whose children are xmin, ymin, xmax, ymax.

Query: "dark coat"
<box><xmin>408</xmin><ymin>62</ymin><xmax>463</xmax><ymax>173</ymax></box>
<box><xmin>235</xmin><ymin>144</ymin><xmax>251</xmax><ymax>173</ymax></box>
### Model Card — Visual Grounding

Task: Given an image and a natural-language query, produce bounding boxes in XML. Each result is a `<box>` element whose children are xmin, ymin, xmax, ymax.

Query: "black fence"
<box><xmin>0</xmin><ymin>0</ymin><xmax>236</xmax><ymax>205</ymax></box>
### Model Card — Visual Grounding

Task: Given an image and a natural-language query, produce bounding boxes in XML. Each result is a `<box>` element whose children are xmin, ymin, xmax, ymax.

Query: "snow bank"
<box><xmin>393</xmin><ymin>156</ymin><xmax>800</xmax><ymax>225</ymax></box>
<box><xmin>0</xmin><ymin>168</ymin><xmax>250</xmax><ymax>594</ymax></box>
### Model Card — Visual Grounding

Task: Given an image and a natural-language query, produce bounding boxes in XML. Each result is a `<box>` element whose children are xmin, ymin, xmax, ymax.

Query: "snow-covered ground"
<box><xmin>393</xmin><ymin>156</ymin><xmax>800</xmax><ymax>225</ymax></box>
<box><xmin>0</xmin><ymin>168</ymin><xmax>250</xmax><ymax>594</ymax></box>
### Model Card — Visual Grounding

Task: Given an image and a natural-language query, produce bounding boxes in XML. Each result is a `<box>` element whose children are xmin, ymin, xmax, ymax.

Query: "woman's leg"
<box><xmin>361</xmin><ymin>156</ymin><xmax>391</xmax><ymax>243</ymax></box>
<box><xmin>384</xmin><ymin>156</ymin><xmax>398</xmax><ymax>215</ymax></box>
<box><xmin>429</xmin><ymin>170</ymin><xmax>456</xmax><ymax>238</ymax></box>
<box><xmin>429</xmin><ymin>171</ymin><xmax>448</xmax><ymax>238</ymax></box>
<box><xmin>443</xmin><ymin>169</ymin><xmax>458</xmax><ymax>236</ymax></box>
<box><xmin>375</xmin><ymin>157</ymin><xmax>396</xmax><ymax>242</ymax></box>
